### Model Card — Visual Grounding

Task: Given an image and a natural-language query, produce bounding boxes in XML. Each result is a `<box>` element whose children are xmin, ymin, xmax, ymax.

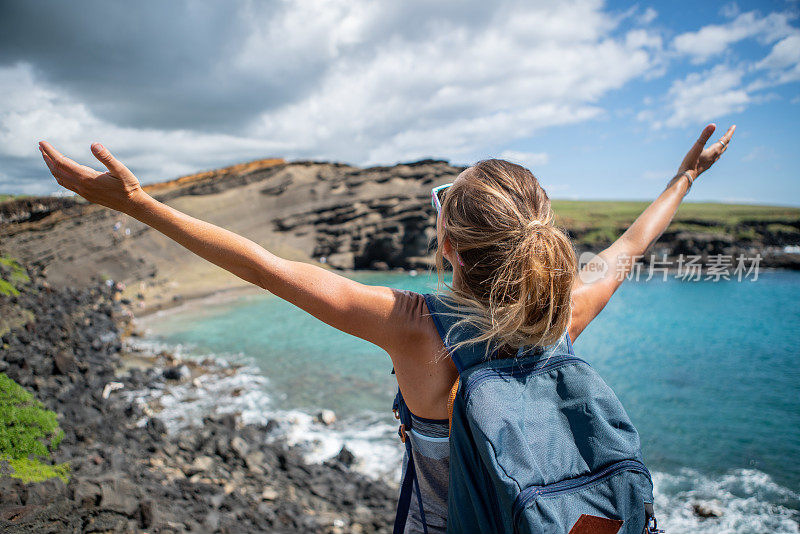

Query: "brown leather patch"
<box><xmin>568</xmin><ymin>514</ymin><xmax>623</xmax><ymax>534</ymax></box>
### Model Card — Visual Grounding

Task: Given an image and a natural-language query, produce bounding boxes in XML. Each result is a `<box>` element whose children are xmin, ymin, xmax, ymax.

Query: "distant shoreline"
<box><xmin>129</xmin><ymin>264</ymin><xmax>798</xmax><ymax>322</ymax></box>
<box><xmin>128</xmin><ymin>266</ymin><xmax>384</xmax><ymax>319</ymax></box>
<box><xmin>128</xmin><ymin>265</ymin><xmax>442</xmax><ymax>319</ymax></box>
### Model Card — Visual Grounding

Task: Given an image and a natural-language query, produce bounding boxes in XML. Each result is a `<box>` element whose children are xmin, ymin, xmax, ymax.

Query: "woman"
<box><xmin>39</xmin><ymin>123</ymin><xmax>734</xmax><ymax>532</ymax></box>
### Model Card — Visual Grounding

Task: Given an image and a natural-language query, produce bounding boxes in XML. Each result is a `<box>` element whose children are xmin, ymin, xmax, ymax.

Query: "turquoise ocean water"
<box><xmin>139</xmin><ymin>271</ymin><xmax>800</xmax><ymax>532</ymax></box>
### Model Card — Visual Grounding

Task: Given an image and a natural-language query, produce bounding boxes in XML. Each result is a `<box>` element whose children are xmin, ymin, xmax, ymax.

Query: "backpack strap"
<box><xmin>392</xmin><ymin>389</ymin><xmax>429</xmax><ymax>534</ymax></box>
<box><xmin>447</xmin><ymin>378</ymin><xmax>459</xmax><ymax>437</ymax></box>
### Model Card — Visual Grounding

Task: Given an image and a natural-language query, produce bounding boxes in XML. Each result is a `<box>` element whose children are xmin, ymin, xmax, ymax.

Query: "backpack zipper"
<box><xmin>463</xmin><ymin>355</ymin><xmax>586</xmax><ymax>406</ymax></box>
<box><xmin>512</xmin><ymin>459</ymin><xmax>652</xmax><ymax>524</ymax></box>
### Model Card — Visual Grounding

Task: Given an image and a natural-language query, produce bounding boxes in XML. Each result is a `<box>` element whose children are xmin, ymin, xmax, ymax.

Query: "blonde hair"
<box><xmin>433</xmin><ymin>158</ymin><xmax>577</xmax><ymax>361</ymax></box>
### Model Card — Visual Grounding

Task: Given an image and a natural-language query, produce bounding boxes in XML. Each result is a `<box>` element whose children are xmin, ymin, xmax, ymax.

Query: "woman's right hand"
<box><xmin>676</xmin><ymin>123</ymin><xmax>736</xmax><ymax>183</ymax></box>
<box><xmin>39</xmin><ymin>141</ymin><xmax>147</xmax><ymax>213</ymax></box>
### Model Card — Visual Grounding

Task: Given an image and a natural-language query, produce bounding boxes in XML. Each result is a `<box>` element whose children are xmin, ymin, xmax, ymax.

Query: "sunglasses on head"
<box><xmin>430</xmin><ymin>182</ymin><xmax>464</xmax><ymax>266</ymax></box>
<box><xmin>431</xmin><ymin>183</ymin><xmax>453</xmax><ymax>214</ymax></box>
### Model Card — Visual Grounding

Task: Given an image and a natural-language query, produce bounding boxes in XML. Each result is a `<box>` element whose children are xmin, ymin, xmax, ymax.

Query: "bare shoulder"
<box><xmin>390</xmin><ymin>289</ymin><xmax>439</xmax><ymax>345</ymax></box>
<box><xmin>389</xmin><ymin>289</ymin><xmax>457</xmax><ymax>418</ymax></box>
<box><xmin>389</xmin><ymin>289</ymin><xmax>449</xmax><ymax>368</ymax></box>
<box><xmin>378</xmin><ymin>288</ymin><xmax>447</xmax><ymax>361</ymax></box>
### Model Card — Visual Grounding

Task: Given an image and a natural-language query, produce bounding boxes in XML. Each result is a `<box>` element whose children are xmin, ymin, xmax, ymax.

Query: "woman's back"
<box><xmin>398</xmin><ymin>291</ymin><xmax>656</xmax><ymax>534</ymax></box>
<box><xmin>390</xmin><ymin>291</ymin><xmax>459</xmax><ymax>420</ymax></box>
<box><xmin>393</xmin><ymin>291</ymin><xmax>534</xmax><ymax>533</ymax></box>
<box><xmin>393</xmin><ymin>292</ymin><xmax>455</xmax><ymax>534</ymax></box>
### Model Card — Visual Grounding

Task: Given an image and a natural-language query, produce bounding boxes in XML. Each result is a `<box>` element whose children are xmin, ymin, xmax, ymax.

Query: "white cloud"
<box><xmin>498</xmin><ymin>150</ymin><xmax>549</xmax><ymax>169</ymax></box>
<box><xmin>639</xmin><ymin>9</ymin><xmax>800</xmax><ymax>130</ymax></box>
<box><xmin>658</xmin><ymin>65</ymin><xmax>749</xmax><ymax>128</ymax></box>
<box><xmin>638</xmin><ymin>7</ymin><xmax>658</xmax><ymax>25</ymax></box>
<box><xmin>753</xmin><ymin>33</ymin><xmax>800</xmax><ymax>85</ymax></box>
<box><xmin>0</xmin><ymin>0</ymin><xmax>667</xmax><ymax>192</ymax></box>
<box><xmin>0</xmin><ymin>63</ymin><xmax>292</xmax><ymax>193</ymax></box>
<box><xmin>720</xmin><ymin>3</ymin><xmax>740</xmax><ymax>19</ymax></box>
<box><xmin>756</xmin><ymin>33</ymin><xmax>800</xmax><ymax>71</ymax></box>
<box><xmin>672</xmin><ymin>11</ymin><xmax>796</xmax><ymax>64</ymax></box>
<box><xmin>248</xmin><ymin>1</ymin><xmax>660</xmax><ymax>165</ymax></box>
<box><xmin>626</xmin><ymin>29</ymin><xmax>663</xmax><ymax>50</ymax></box>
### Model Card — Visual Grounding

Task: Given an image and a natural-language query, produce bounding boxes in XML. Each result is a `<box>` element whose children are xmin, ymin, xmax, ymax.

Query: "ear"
<box><xmin>441</xmin><ymin>234</ymin><xmax>456</xmax><ymax>265</ymax></box>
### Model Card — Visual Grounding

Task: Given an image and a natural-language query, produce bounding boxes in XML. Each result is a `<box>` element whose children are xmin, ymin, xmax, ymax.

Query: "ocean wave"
<box><xmin>122</xmin><ymin>337</ymin><xmax>405</xmax><ymax>482</ymax></box>
<box><xmin>652</xmin><ymin>468</ymin><xmax>800</xmax><ymax>533</ymax></box>
<box><xmin>270</xmin><ymin>409</ymin><xmax>402</xmax><ymax>482</ymax></box>
<box><xmin>121</xmin><ymin>338</ymin><xmax>272</xmax><ymax>430</ymax></box>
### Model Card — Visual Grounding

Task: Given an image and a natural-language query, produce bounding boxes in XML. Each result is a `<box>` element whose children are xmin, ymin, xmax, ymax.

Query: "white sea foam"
<box><xmin>123</xmin><ymin>337</ymin><xmax>800</xmax><ymax>530</ymax></box>
<box><xmin>122</xmin><ymin>337</ymin><xmax>404</xmax><ymax>482</ymax></box>
<box><xmin>121</xmin><ymin>338</ymin><xmax>268</xmax><ymax>426</ymax></box>
<box><xmin>652</xmin><ymin>469</ymin><xmax>799</xmax><ymax>533</ymax></box>
<box><xmin>267</xmin><ymin>409</ymin><xmax>403</xmax><ymax>482</ymax></box>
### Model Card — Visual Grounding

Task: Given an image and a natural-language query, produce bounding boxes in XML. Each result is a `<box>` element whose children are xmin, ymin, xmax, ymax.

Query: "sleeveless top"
<box><xmin>395</xmin><ymin>291</ymin><xmax>453</xmax><ymax>533</ymax></box>
<box><xmin>394</xmin><ymin>291</ymin><xmax>503</xmax><ymax>533</ymax></box>
<box><xmin>400</xmin><ymin>412</ymin><xmax>450</xmax><ymax>533</ymax></box>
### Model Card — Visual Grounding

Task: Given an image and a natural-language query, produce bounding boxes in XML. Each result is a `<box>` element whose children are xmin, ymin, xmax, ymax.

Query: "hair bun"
<box><xmin>525</xmin><ymin>219</ymin><xmax>546</xmax><ymax>232</ymax></box>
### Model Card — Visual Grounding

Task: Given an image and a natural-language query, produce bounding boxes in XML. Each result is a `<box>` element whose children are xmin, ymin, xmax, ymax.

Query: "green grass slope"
<box><xmin>552</xmin><ymin>200</ymin><xmax>800</xmax><ymax>246</ymax></box>
<box><xmin>0</xmin><ymin>373</ymin><xmax>69</xmax><ymax>483</ymax></box>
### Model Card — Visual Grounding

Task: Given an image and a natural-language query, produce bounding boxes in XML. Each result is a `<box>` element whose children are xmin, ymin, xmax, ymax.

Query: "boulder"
<box><xmin>693</xmin><ymin>500</ymin><xmax>724</xmax><ymax>518</ymax></box>
<box><xmin>231</xmin><ymin>436</ymin><xmax>249</xmax><ymax>460</ymax></box>
<box><xmin>317</xmin><ymin>409</ymin><xmax>336</xmax><ymax>426</ymax></box>
<box><xmin>53</xmin><ymin>350</ymin><xmax>76</xmax><ymax>374</ymax></box>
<box><xmin>99</xmin><ymin>478</ymin><xmax>140</xmax><ymax>517</ymax></box>
<box><xmin>184</xmin><ymin>455</ymin><xmax>215</xmax><ymax>476</ymax></box>
<box><xmin>261</xmin><ymin>487</ymin><xmax>279</xmax><ymax>501</ymax></box>
<box><xmin>162</xmin><ymin>365</ymin><xmax>190</xmax><ymax>381</ymax></box>
<box><xmin>335</xmin><ymin>446</ymin><xmax>356</xmax><ymax>468</ymax></box>
<box><xmin>245</xmin><ymin>450</ymin><xmax>266</xmax><ymax>475</ymax></box>
<box><xmin>72</xmin><ymin>480</ymin><xmax>102</xmax><ymax>507</ymax></box>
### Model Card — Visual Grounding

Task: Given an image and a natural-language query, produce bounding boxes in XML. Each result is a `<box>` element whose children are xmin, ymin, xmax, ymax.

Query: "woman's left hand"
<box><xmin>676</xmin><ymin>123</ymin><xmax>736</xmax><ymax>183</ymax></box>
<box><xmin>39</xmin><ymin>141</ymin><xmax>146</xmax><ymax>213</ymax></box>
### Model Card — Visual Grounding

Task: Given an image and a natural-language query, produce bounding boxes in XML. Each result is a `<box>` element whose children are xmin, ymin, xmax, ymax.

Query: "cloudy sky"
<box><xmin>1</xmin><ymin>0</ymin><xmax>798</xmax><ymax>205</ymax></box>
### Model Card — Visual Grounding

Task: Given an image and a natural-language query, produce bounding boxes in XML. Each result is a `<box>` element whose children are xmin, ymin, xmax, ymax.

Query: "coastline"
<box><xmin>0</xmin><ymin>264</ymin><xmax>397</xmax><ymax>533</ymax></box>
<box><xmin>130</xmin><ymin>280</ymin><xmax>264</xmax><ymax>319</ymax></box>
<box><xmin>126</xmin><ymin>266</ymin><xmax>425</xmax><ymax>319</ymax></box>
<box><xmin>3</xmin><ymin>159</ymin><xmax>797</xmax><ymax>325</ymax></box>
<box><xmin>3</xmin><ymin>263</ymin><xmax>800</xmax><ymax>532</ymax></box>
<box><xmin>126</xmin><ymin>262</ymin><xmax>794</xmax><ymax>321</ymax></box>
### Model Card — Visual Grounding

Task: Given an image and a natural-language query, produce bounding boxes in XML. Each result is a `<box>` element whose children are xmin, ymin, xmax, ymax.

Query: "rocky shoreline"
<box><xmin>0</xmin><ymin>264</ymin><xmax>397</xmax><ymax>533</ymax></box>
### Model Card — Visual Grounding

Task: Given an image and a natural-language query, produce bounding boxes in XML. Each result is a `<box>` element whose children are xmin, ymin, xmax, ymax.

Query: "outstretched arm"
<box><xmin>38</xmin><ymin>141</ymin><xmax>420</xmax><ymax>356</ymax></box>
<box><xmin>568</xmin><ymin>123</ymin><xmax>736</xmax><ymax>342</ymax></box>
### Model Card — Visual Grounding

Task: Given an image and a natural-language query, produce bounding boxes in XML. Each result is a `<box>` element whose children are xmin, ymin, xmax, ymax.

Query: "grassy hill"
<box><xmin>0</xmin><ymin>194</ymin><xmax>27</xmax><ymax>204</ymax></box>
<box><xmin>552</xmin><ymin>200</ymin><xmax>800</xmax><ymax>246</ymax></box>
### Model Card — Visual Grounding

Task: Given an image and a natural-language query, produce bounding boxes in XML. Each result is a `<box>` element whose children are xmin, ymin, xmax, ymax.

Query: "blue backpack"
<box><xmin>393</xmin><ymin>292</ymin><xmax>661</xmax><ymax>534</ymax></box>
